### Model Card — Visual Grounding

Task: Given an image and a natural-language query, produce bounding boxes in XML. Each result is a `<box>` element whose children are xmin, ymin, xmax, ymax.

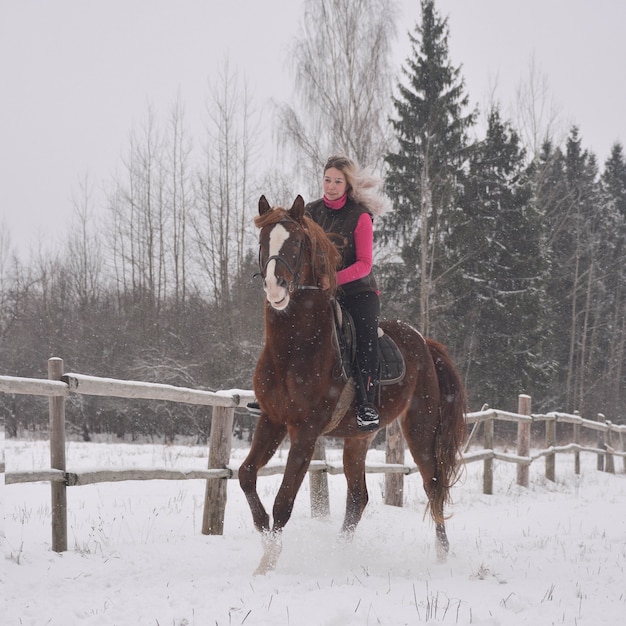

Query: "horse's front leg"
<box><xmin>239</xmin><ymin>414</ymin><xmax>287</xmax><ymax>534</ymax></box>
<box><xmin>340</xmin><ymin>434</ymin><xmax>374</xmax><ymax>539</ymax></box>
<box><xmin>272</xmin><ymin>426</ymin><xmax>321</xmax><ymax>530</ymax></box>
<box><xmin>253</xmin><ymin>425</ymin><xmax>320</xmax><ymax>575</ymax></box>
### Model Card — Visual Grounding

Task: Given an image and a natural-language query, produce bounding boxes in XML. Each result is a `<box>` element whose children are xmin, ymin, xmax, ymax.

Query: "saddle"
<box><xmin>330</xmin><ymin>298</ymin><xmax>406</xmax><ymax>385</ymax></box>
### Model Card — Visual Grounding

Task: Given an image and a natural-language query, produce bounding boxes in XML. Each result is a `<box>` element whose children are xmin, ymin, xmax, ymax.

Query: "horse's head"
<box><xmin>255</xmin><ymin>195</ymin><xmax>340</xmax><ymax>311</ymax></box>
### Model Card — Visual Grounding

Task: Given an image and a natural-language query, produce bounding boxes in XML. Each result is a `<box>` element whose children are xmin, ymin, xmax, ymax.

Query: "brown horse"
<box><xmin>239</xmin><ymin>195</ymin><xmax>467</xmax><ymax>574</ymax></box>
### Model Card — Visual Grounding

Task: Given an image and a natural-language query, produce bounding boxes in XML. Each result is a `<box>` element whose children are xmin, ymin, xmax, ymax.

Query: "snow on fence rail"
<box><xmin>2</xmin><ymin>358</ymin><xmax>625</xmax><ymax>553</ymax></box>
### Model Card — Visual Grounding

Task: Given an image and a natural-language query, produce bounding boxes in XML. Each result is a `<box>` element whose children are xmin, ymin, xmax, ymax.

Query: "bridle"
<box><xmin>257</xmin><ymin>219</ymin><xmax>321</xmax><ymax>293</ymax></box>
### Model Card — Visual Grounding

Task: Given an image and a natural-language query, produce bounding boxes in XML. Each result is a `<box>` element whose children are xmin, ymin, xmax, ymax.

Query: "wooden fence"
<box><xmin>2</xmin><ymin>360</ymin><xmax>625</xmax><ymax>553</ymax></box>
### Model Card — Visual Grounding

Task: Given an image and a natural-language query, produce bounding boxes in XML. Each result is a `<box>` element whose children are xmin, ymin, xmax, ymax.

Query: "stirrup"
<box><xmin>356</xmin><ymin>402</ymin><xmax>379</xmax><ymax>431</ymax></box>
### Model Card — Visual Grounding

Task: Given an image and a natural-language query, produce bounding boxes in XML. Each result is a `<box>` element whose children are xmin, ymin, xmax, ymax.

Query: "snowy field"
<box><xmin>2</xmin><ymin>436</ymin><xmax>625</xmax><ymax>626</ymax></box>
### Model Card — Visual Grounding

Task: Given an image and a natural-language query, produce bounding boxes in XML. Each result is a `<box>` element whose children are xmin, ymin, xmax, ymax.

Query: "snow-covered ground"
<box><xmin>3</xmin><ymin>437</ymin><xmax>625</xmax><ymax>625</ymax></box>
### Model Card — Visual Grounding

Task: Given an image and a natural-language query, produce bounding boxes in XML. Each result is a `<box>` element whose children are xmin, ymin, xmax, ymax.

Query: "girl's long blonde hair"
<box><xmin>324</xmin><ymin>155</ymin><xmax>390</xmax><ymax>217</ymax></box>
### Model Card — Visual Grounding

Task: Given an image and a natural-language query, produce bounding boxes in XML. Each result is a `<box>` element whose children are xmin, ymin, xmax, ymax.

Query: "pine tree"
<box><xmin>538</xmin><ymin>127</ymin><xmax>605</xmax><ymax>413</ymax></box>
<box><xmin>602</xmin><ymin>143</ymin><xmax>626</xmax><ymax>218</ymax></box>
<box><xmin>598</xmin><ymin>143</ymin><xmax>626</xmax><ymax>418</ymax></box>
<box><xmin>448</xmin><ymin>106</ymin><xmax>549</xmax><ymax>410</ymax></box>
<box><xmin>531</xmin><ymin>140</ymin><xmax>568</xmax><ymax>402</ymax></box>
<box><xmin>382</xmin><ymin>0</ymin><xmax>475</xmax><ymax>335</ymax></box>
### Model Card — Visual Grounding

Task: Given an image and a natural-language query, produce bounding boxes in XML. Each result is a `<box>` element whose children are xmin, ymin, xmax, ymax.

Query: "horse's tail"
<box><xmin>426</xmin><ymin>337</ymin><xmax>467</xmax><ymax>523</ymax></box>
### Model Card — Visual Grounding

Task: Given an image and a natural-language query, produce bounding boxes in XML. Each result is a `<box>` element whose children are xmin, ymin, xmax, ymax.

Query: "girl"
<box><xmin>306</xmin><ymin>155</ymin><xmax>388</xmax><ymax>430</ymax></box>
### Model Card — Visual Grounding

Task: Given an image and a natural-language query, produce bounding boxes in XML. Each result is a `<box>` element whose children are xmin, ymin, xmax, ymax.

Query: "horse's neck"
<box><xmin>266</xmin><ymin>297</ymin><xmax>332</xmax><ymax>343</ymax></box>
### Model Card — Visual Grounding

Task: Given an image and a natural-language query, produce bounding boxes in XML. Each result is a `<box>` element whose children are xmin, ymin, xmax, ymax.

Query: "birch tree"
<box><xmin>277</xmin><ymin>0</ymin><xmax>397</xmax><ymax>189</ymax></box>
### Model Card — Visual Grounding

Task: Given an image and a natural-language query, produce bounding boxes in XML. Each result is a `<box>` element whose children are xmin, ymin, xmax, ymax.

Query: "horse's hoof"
<box><xmin>253</xmin><ymin>562</ymin><xmax>272</xmax><ymax>576</ymax></box>
<box><xmin>254</xmin><ymin>531</ymin><xmax>283</xmax><ymax>575</ymax></box>
<box><xmin>435</xmin><ymin>523</ymin><xmax>449</xmax><ymax>561</ymax></box>
<box><xmin>435</xmin><ymin>540</ymin><xmax>449</xmax><ymax>562</ymax></box>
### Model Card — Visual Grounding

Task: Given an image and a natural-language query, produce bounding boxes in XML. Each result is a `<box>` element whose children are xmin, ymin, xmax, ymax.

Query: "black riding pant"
<box><xmin>338</xmin><ymin>290</ymin><xmax>380</xmax><ymax>403</ymax></box>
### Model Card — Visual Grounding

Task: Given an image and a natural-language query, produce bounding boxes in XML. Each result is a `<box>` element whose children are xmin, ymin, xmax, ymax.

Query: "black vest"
<box><xmin>306</xmin><ymin>198</ymin><xmax>378</xmax><ymax>296</ymax></box>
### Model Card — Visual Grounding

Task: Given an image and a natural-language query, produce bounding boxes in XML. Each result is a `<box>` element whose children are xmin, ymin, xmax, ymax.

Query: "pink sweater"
<box><xmin>336</xmin><ymin>212</ymin><xmax>373</xmax><ymax>286</ymax></box>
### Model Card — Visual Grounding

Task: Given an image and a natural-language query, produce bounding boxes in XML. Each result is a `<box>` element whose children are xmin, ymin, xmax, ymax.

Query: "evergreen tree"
<box><xmin>602</xmin><ymin>143</ymin><xmax>626</xmax><ymax>218</ymax></box>
<box><xmin>530</xmin><ymin>140</ymin><xmax>568</xmax><ymax>408</ymax></box>
<box><xmin>382</xmin><ymin>0</ymin><xmax>475</xmax><ymax>335</ymax></box>
<box><xmin>538</xmin><ymin>127</ymin><xmax>605</xmax><ymax>413</ymax></box>
<box><xmin>598</xmin><ymin>143</ymin><xmax>626</xmax><ymax>418</ymax></box>
<box><xmin>448</xmin><ymin>107</ymin><xmax>549</xmax><ymax>410</ymax></box>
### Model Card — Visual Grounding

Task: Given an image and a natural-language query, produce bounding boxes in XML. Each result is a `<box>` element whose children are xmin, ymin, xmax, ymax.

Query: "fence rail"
<box><xmin>2</xmin><ymin>360</ymin><xmax>625</xmax><ymax>553</ymax></box>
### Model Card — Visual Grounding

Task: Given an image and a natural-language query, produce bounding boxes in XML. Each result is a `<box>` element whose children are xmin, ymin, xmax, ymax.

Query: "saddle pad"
<box><xmin>377</xmin><ymin>329</ymin><xmax>406</xmax><ymax>385</ymax></box>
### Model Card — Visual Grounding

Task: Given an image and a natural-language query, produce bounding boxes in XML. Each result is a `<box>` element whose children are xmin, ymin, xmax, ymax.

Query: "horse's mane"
<box><xmin>255</xmin><ymin>206</ymin><xmax>342</xmax><ymax>294</ymax></box>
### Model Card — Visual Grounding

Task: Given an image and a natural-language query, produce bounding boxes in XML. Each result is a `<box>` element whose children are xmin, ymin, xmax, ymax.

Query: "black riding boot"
<box><xmin>247</xmin><ymin>401</ymin><xmax>261</xmax><ymax>415</ymax></box>
<box><xmin>356</xmin><ymin>374</ymin><xmax>379</xmax><ymax>431</ymax></box>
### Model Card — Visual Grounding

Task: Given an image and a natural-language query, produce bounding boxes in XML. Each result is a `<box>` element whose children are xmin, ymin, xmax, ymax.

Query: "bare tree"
<box><xmin>515</xmin><ymin>55</ymin><xmax>564</xmax><ymax>160</ymax></box>
<box><xmin>67</xmin><ymin>173</ymin><xmax>102</xmax><ymax>309</ymax></box>
<box><xmin>0</xmin><ymin>220</ymin><xmax>14</xmax><ymax>345</ymax></box>
<box><xmin>108</xmin><ymin>105</ymin><xmax>166</xmax><ymax>313</ymax></box>
<box><xmin>193</xmin><ymin>60</ymin><xmax>260</xmax><ymax>312</ymax></box>
<box><xmin>0</xmin><ymin>220</ymin><xmax>11</xmax><ymax>323</ymax></box>
<box><xmin>164</xmin><ymin>96</ymin><xmax>193</xmax><ymax>308</ymax></box>
<box><xmin>277</xmin><ymin>0</ymin><xmax>397</xmax><ymax>188</ymax></box>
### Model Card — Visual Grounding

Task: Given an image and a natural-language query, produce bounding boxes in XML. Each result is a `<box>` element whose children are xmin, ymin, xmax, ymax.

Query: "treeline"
<box><xmin>1</xmin><ymin>80</ymin><xmax>269</xmax><ymax>441</ymax></box>
<box><xmin>378</xmin><ymin>2</ymin><xmax>626</xmax><ymax>419</ymax></box>
<box><xmin>1</xmin><ymin>0</ymin><xmax>625</xmax><ymax>439</ymax></box>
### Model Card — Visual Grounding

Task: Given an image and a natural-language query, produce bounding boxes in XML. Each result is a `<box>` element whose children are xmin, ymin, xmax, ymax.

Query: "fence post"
<box><xmin>310</xmin><ymin>437</ymin><xmax>330</xmax><ymax>517</ymax></box>
<box><xmin>545</xmin><ymin>416</ymin><xmax>556</xmax><ymax>482</ymax></box>
<box><xmin>48</xmin><ymin>357</ymin><xmax>67</xmax><ymax>552</ymax></box>
<box><xmin>516</xmin><ymin>394</ymin><xmax>531</xmax><ymax>488</ymax></box>
<box><xmin>202</xmin><ymin>405</ymin><xmax>234</xmax><ymax>535</ymax></box>
<box><xmin>596</xmin><ymin>413</ymin><xmax>606</xmax><ymax>471</ymax></box>
<box><xmin>605</xmin><ymin>422</ymin><xmax>615</xmax><ymax>474</ymax></box>
<box><xmin>573</xmin><ymin>411</ymin><xmax>580</xmax><ymax>475</ymax></box>
<box><xmin>483</xmin><ymin>416</ymin><xmax>494</xmax><ymax>495</ymax></box>
<box><xmin>385</xmin><ymin>419</ymin><xmax>405</xmax><ymax>506</ymax></box>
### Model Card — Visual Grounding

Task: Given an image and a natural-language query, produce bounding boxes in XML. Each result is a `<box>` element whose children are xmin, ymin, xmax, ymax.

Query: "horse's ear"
<box><xmin>289</xmin><ymin>195</ymin><xmax>305</xmax><ymax>222</ymax></box>
<box><xmin>259</xmin><ymin>195</ymin><xmax>271</xmax><ymax>215</ymax></box>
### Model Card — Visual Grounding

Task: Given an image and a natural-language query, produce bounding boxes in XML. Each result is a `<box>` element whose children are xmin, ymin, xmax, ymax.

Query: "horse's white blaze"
<box><xmin>264</xmin><ymin>223</ymin><xmax>291</xmax><ymax>310</ymax></box>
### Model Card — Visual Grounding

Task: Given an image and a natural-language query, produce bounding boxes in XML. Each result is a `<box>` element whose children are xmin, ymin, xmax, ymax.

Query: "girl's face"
<box><xmin>323</xmin><ymin>167</ymin><xmax>347</xmax><ymax>201</ymax></box>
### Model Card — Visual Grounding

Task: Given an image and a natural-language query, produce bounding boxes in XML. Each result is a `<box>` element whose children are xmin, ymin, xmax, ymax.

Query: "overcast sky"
<box><xmin>1</xmin><ymin>0</ymin><xmax>624</xmax><ymax>255</ymax></box>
